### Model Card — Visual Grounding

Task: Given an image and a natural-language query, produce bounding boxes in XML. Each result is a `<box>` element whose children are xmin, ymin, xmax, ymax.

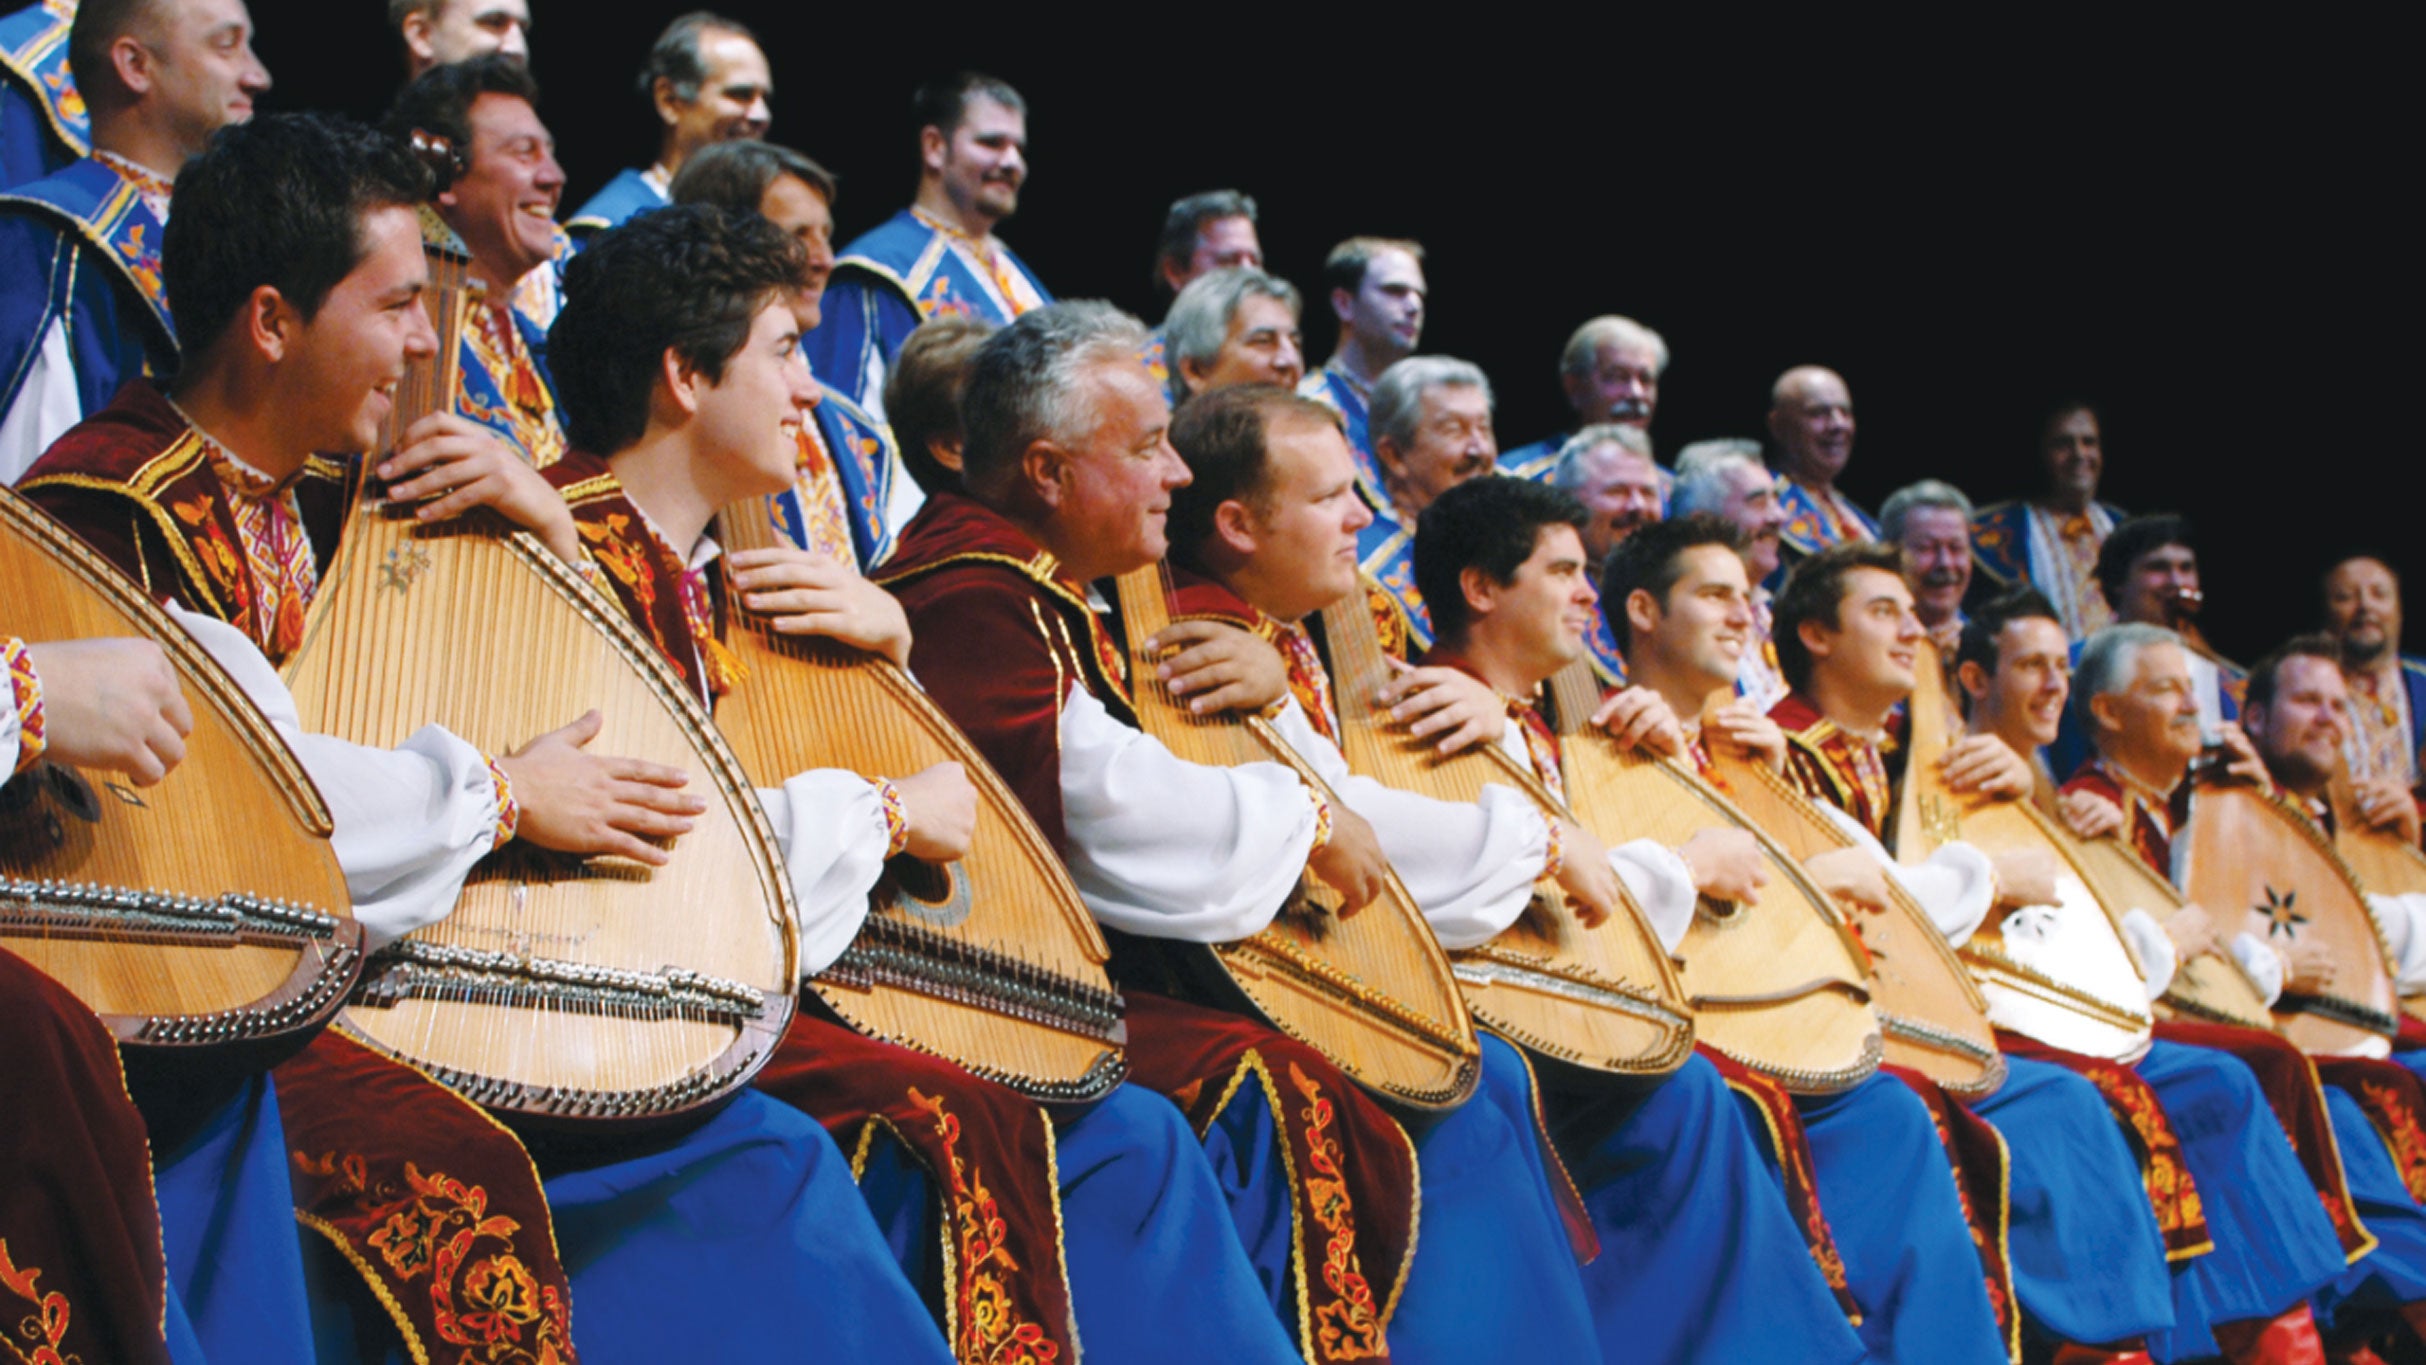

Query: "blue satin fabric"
<box><xmin>1557</xmin><ymin>1053</ymin><xmax>1869</xmax><ymax>1365</ymax></box>
<box><xmin>1798</xmin><ymin>1072</ymin><xmax>2009</xmax><ymax>1364</ymax></box>
<box><xmin>540</xmin><ymin>1090</ymin><xmax>951</xmax><ymax>1363</ymax></box>
<box><xmin>1972</xmin><ymin>1054</ymin><xmax>2176</xmax><ymax>1346</ymax></box>
<box><xmin>2138</xmin><ymin>1040</ymin><xmax>2349</xmax><ymax>1361</ymax></box>
<box><xmin>2315</xmin><ymin>1084</ymin><xmax>2426</xmax><ymax>1331</ymax></box>
<box><xmin>151</xmin><ymin>1075</ymin><xmax>315</xmax><ymax>1364</ymax></box>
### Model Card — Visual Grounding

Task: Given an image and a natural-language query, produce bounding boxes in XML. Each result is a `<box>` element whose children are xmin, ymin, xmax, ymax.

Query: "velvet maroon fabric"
<box><xmin>0</xmin><ymin>947</ymin><xmax>172</xmax><ymax>1365</ymax></box>
<box><xmin>274</xmin><ymin>1031</ymin><xmax>575</xmax><ymax>1364</ymax></box>
<box><xmin>1771</xmin><ymin>691</ymin><xmax>1896</xmax><ymax>839</ymax></box>
<box><xmin>2154</xmin><ymin>1021</ymin><xmax>2374</xmax><ymax>1258</ymax></box>
<box><xmin>545</xmin><ymin>449</ymin><xmax>718</xmax><ymax>706</ymax></box>
<box><xmin>2058</xmin><ymin>763</ymin><xmax>2178</xmax><ymax>881</ymax></box>
<box><xmin>1698</xmin><ymin>1044</ymin><xmax>1862</xmax><ymax>1319</ymax></box>
<box><xmin>755</xmin><ymin>1013</ymin><xmax>1076</xmax><ymax>1362</ymax></box>
<box><xmin>1994</xmin><ymin>1030</ymin><xmax>2212</xmax><ymax>1259</ymax></box>
<box><xmin>1121</xmin><ymin>990</ymin><xmax>1418</xmax><ymax>1364</ymax></box>
<box><xmin>1884</xmin><ymin>1062</ymin><xmax>2020</xmax><ymax>1352</ymax></box>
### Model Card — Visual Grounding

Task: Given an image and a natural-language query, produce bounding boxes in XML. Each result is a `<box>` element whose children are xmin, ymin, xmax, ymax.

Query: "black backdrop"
<box><xmin>248</xmin><ymin>4</ymin><xmax>2416</xmax><ymax>663</ymax></box>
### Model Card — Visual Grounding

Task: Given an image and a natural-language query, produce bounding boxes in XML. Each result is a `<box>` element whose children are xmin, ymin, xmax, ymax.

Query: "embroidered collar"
<box><xmin>1323</xmin><ymin>358</ymin><xmax>1375</xmax><ymax>403</ymax></box>
<box><xmin>640</xmin><ymin>163</ymin><xmax>673</xmax><ymax>198</ymax></box>
<box><xmin>93</xmin><ymin>149</ymin><xmax>172</xmax><ymax>219</ymax></box>
<box><xmin>165</xmin><ymin>396</ymin><xmax>299</xmax><ymax>498</ymax></box>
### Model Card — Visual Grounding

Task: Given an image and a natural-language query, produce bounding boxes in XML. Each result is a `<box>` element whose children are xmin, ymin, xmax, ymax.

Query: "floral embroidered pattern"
<box><xmin>2075</xmin><ymin>1060</ymin><xmax>2208</xmax><ymax>1254</ymax></box>
<box><xmin>293</xmin><ymin>1152</ymin><xmax>571</xmax><ymax>1365</ymax></box>
<box><xmin>1262</xmin><ymin>618</ymin><xmax>1340</xmax><ymax>743</ymax></box>
<box><xmin>2359</xmin><ymin>1079</ymin><xmax>2426</xmax><ymax>1204</ymax></box>
<box><xmin>458</xmin><ymin>301</ymin><xmax>566</xmax><ymax>470</ymax></box>
<box><xmin>5</xmin><ymin>638</ymin><xmax>45</xmax><ymax>776</ymax></box>
<box><xmin>1288</xmin><ymin>1062</ymin><xmax>1384</xmax><ymax>1362</ymax></box>
<box><xmin>0</xmin><ymin>1240</ymin><xmax>72</xmax><ymax>1365</ymax></box>
<box><xmin>788</xmin><ymin>421</ymin><xmax>858</xmax><ymax>565</ymax></box>
<box><xmin>907</xmin><ymin>1088</ymin><xmax>1059</xmax><ymax>1365</ymax></box>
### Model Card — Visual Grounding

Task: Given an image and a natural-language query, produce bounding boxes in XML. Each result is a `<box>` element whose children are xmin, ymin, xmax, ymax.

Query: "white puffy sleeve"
<box><xmin>1059</xmin><ymin>685</ymin><xmax>1319</xmax><ymax>942</ymax></box>
<box><xmin>2118</xmin><ymin>909</ymin><xmax>2179</xmax><ymax>1001</ymax></box>
<box><xmin>0</xmin><ymin>660</ymin><xmax>20</xmax><ymax>775</ymax></box>
<box><xmin>758</xmin><ymin>771</ymin><xmax>890</xmax><ymax>977</ymax></box>
<box><xmin>2229</xmin><ymin>933</ymin><xmax>2285</xmax><ymax>1006</ymax></box>
<box><xmin>171</xmin><ymin>606</ymin><xmax>503</xmax><ymax>950</ymax></box>
<box><xmin>0</xmin><ymin>319</ymin><xmax>82</xmax><ymax>485</ymax></box>
<box><xmin>1610</xmin><ymin>841</ymin><xmax>1699</xmax><ymax>955</ymax></box>
<box><xmin>1271</xmin><ymin>700</ymin><xmax>1548</xmax><ymax>950</ymax></box>
<box><xmin>1818</xmin><ymin>804</ymin><xmax>1996</xmax><ymax>946</ymax></box>
<box><xmin>2366</xmin><ymin>891</ymin><xmax>2426</xmax><ymax>995</ymax></box>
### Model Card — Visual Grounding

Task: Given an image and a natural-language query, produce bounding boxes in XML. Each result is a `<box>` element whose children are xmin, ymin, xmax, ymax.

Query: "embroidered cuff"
<box><xmin>483</xmin><ymin>753</ymin><xmax>520</xmax><ymax>849</ymax></box>
<box><xmin>6</xmin><ymin>637</ymin><xmax>46</xmax><ymax>776</ymax></box>
<box><xmin>877</xmin><ymin>779</ymin><xmax>912</xmax><ymax>858</ymax></box>
<box><xmin>573</xmin><ymin>554</ymin><xmax>609</xmax><ymax>593</ymax></box>
<box><xmin>1307</xmin><ymin>784</ymin><xmax>1334</xmax><ymax>853</ymax></box>
<box><xmin>1540</xmin><ymin>813</ymin><xmax>1566</xmax><ymax>880</ymax></box>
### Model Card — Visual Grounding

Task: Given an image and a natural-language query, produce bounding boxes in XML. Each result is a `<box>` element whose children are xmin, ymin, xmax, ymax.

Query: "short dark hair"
<box><xmin>2244</xmin><ymin>632</ymin><xmax>2342</xmax><ymax>713</ymax></box>
<box><xmin>637</xmin><ymin>11</ymin><xmax>757</xmax><ymax>105</ymax></box>
<box><xmin>2094</xmin><ymin>513</ymin><xmax>2194</xmax><ymax>606</ymax></box>
<box><xmin>911</xmin><ymin>71</ymin><xmax>1025</xmax><ymax>145</ymax></box>
<box><xmin>1598</xmin><ymin>514</ymin><xmax>1747</xmax><ymax>655</ymax></box>
<box><xmin>1770</xmin><ymin>541</ymin><xmax>1907</xmax><ymax>693</ymax></box>
<box><xmin>667</xmin><ymin>138</ymin><xmax>837</xmax><ymax>213</ymax></box>
<box><xmin>381</xmin><ymin>54</ymin><xmax>540</xmax><ymax>186</ymax></box>
<box><xmin>1154</xmin><ymin>189</ymin><xmax>1257</xmax><ymax>294</ymax></box>
<box><xmin>66</xmin><ymin>0</ymin><xmax>156</xmax><ymax>105</ymax></box>
<box><xmin>388</xmin><ymin>0</ymin><xmax>435</xmax><ymax>24</ymax></box>
<box><xmin>1955</xmin><ymin>586</ymin><xmax>2062</xmax><ymax>679</ymax></box>
<box><xmin>883</xmin><ymin>315</ymin><xmax>995</xmax><ymax>498</ymax></box>
<box><xmin>165</xmin><ymin>114</ymin><xmax>432</xmax><ymax>359</ymax></box>
<box><xmin>1165</xmin><ymin>385</ymin><xmax>1342</xmax><ymax>563</ymax></box>
<box><xmin>1413</xmin><ymin>477</ymin><xmax>1585</xmax><ymax>645</ymax></box>
<box><xmin>1322</xmin><ymin>236</ymin><xmax>1424</xmax><ymax>297</ymax></box>
<box><xmin>2039</xmin><ymin>399</ymin><xmax>2100</xmax><ymax>447</ymax></box>
<box><xmin>548</xmin><ymin>204</ymin><xmax>806</xmax><ymax>456</ymax></box>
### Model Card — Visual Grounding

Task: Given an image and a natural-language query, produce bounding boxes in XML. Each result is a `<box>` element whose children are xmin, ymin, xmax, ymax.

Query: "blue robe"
<box><xmin>1775</xmin><ymin>478</ymin><xmax>1878</xmax><ymax>560</ymax></box>
<box><xmin>1499</xmin><ymin>434</ymin><xmax>1561</xmax><ymax>482</ymax></box>
<box><xmin>803</xmin><ymin>208</ymin><xmax>1051</xmax><ymax>411</ymax></box>
<box><xmin>0</xmin><ymin>156</ymin><xmax>176</xmax><ymax>445</ymax></box>
<box><xmin>563</xmin><ymin>166</ymin><xmax>664</xmax><ymax>239</ymax></box>
<box><xmin>1358</xmin><ymin>505</ymin><xmax>1431</xmax><ymax>651</ymax></box>
<box><xmin>1298</xmin><ymin>365</ymin><xmax>1383</xmax><ymax>504</ymax></box>
<box><xmin>1582</xmin><ymin>605</ymin><xmax>1628</xmax><ymax>688</ymax></box>
<box><xmin>766</xmin><ymin>379</ymin><xmax>899</xmax><ymax>570</ymax></box>
<box><xmin>1969</xmin><ymin>498</ymin><xmax>2128</xmax><ymax>592</ymax></box>
<box><xmin>153</xmin><ymin>1078</ymin><xmax>317</xmax><ymax>1365</ymax></box>
<box><xmin>2315</xmin><ymin>1083</ymin><xmax>2426</xmax><ymax>1333</ymax></box>
<box><xmin>0</xmin><ymin>1</ymin><xmax>84</xmax><ymax>188</ymax></box>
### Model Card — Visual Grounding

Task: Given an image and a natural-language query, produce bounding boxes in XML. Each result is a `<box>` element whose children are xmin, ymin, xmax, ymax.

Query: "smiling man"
<box><xmin>803</xmin><ymin>71</ymin><xmax>1047</xmax><ymax>415</ymax></box>
<box><xmin>1358</xmin><ymin>354</ymin><xmax>1502</xmax><ymax>648</ymax></box>
<box><xmin>392</xmin><ymin>0</ymin><xmax>530</xmax><ymax>78</ymax></box>
<box><xmin>1501</xmin><ymin>313</ymin><xmax>1670</xmax><ymax>482</ymax></box>
<box><xmin>564</xmin><ymin>10</ymin><xmax>768</xmax><ymax>237</ymax></box>
<box><xmin>1162</xmin><ymin>265</ymin><xmax>1303</xmax><ymax>400</ymax></box>
<box><xmin>1971</xmin><ymin>401</ymin><xmax>2128</xmax><ymax>640</ymax></box>
<box><xmin>1879</xmin><ymin>478</ymin><xmax>1977</xmax><ymax>651</ymax></box>
<box><xmin>1767</xmin><ymin>364</ymin><xmax>1874</xmax><ymax>571</ymax></box>
<box><xmin>1548</xmin><ymin>422</ymin><xmax>1664</xmax><ymax>685</ymax></box>
<box><xmin>0</xmin><ymin>0</ymin><xmax>269</xmax><ymax>482</ymax></box>
<box><xmin>2324</xmin><ymin>554</ymin><xmax>2426</xmax><ymax>812</ymax></box>
<box><xmin>1300</xmin><ymin>234</ymin><xmax>1425</xmax><ymax>492</ymax></box>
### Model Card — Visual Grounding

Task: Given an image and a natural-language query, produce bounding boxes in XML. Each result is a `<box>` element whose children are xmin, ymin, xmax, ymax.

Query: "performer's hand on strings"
<box><xmin>1989</xmin><ymin>847</ymin><xmax>2059</xmax><ymax>911</ymax></box>
<box><xmin>1591</xmin><ymin>685</ymin><xmax>1686</xmax><ymax>758</ymax></box>
<box><xmin>1552</xmin><ymin>818</ymin><xmax>1621</xmax><ymax>927</ymax></box>
<box><xmin>23</xmin><ymin>638</ymin><xmax>193</xmax><ymax>784</ymax></box>
<box><xmin>1375</xmin><ymin>658</ymin><xmax>1504</xmax><ymax>754</ymax></box>
<box><xmin>1144</xmin><ymin>620</ymin><xmax>1288</xmax><ymax>716</ymax></box>
<box><xmin>499</xmin><ymin>710</ymin><xmax>706</xmax><ymax>866</ymax></box>
<box><xmin>381</xmin><ymin>413</ymin><xmax>583</xmax><ymax>567</ymax></box>
<box><xmin>2282</xmin><ymin>940</ymin><xmax>2338</xmax><ymax>995</ymax></box>
<box><xmin>2350</xmin><ymin>776</ymin><xmax>2424</xmax><ymax>845</ymax></box>
<box><xmin>1702</xmin><ymin>699</ymin><xmax>1787</xmax><ymax>773</ymax></box>
<box><xmin>2162</xmin><ymin>902</ymin><xmax>2223</xmax><ymax>959</ymax></box>
<box><xmin>1678</xmin><ymin>827</ymin><xmax>1767</xmax><ymax>904</ymax></box>
<box><xmin>726</xmin><ymin>546</ymin><xmax>912</xmax><ymax>667</ymax></box>
<box><xmin>1307</xmin><ymin>802</ymin><xmax>1386</xmax><ymax>916</ymax></box>
<box><xmin>2059</xmin><ymin>789</ymin><xmax>2125</xmax><ymax>840</ymax></box>
<box><xmin>1802</xmin><ymin>847</ymin><xmax>1891</xmax><ymax>914</ymax></box>
<box><xmin>1939</xmin><ymin>734</ymin><xmax>2033</xmax><ymax>800</ymax></box>
<box><xmin>889</xmin><ymin>761</ymin><xmax>977</xmax><ymax>863</ymax></box>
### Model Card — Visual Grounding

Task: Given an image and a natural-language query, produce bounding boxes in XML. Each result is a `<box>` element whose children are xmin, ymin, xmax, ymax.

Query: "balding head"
<box><xmin>70</xmin><ymin>0</ymin><xmax>269</xmax><ymax>158</ymax></box>
<box><xmin>1767</xmin><ymin>364</ymin><xmax>1855</xmax><ymax>487</ymax></box>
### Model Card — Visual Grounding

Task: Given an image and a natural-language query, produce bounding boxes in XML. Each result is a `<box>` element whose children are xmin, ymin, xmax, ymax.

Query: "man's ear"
<box><xmin>1019</xmin><ymin>439</ymin><xmax>1067</xmax><ymax>510</ymax></box>
<box><xmin>1796</xmin><ymin>617</ymin><xmax>1836</xmax><ymax>665</ymax></box>
<box><xmin>658</xmin><ymin>347</ymin><xmax>705</xmax><ymax>418</ymax></box>
<box><xmin>1955</xmin><ymin>659</ymin><xmax>1993</xmax><ymax>705</ymax></box>
<box><xmin>1459</xmin><ymin>564</ymin><xmax>1500</xmax><ymax>621</ymax></box>
<box><xmin>400</xmin><ymin>13</ymin><xmax>435</xmax><ymax>65</ymax></box>
<box><xmin>246</xmin><ymin>286</ymin><xmax>295</xmax><ymax>363</ymax></box>
<box><xmin>1370</xmin><ymin>435</ymin><xmax>1404</xmax><ymax>481</ymax></box>
<box><xmin>1174</xmin><ymin>356</ymin><xmax>1207</xmax><ymax>397</ymax></box>
<box><xmin>1211</xmin><ymin>498</ymin><xmax>1258</xmax><ymax>558</ymax></box>
<box><xmin>1624</xmin><ymin>587</ymin><xmax>1661</xmax><ymax>641</ymax></box>
<box><xmin>108</xmin><ymin>35</ymin><xmax>153</xmax><ymax>98</ymax></box>
<box><xmin>919</xmin><ymin>125</ymin><xmax>949</xmax><ymax>176</ymax></box>
<box><xmin>1330</xmin><ymin>287</ymin><xmax>1354</xmax><ymax>326</ymax></box>
<box><xmin>2088</xmin><ymin>689</ymin><xmax>2125</xmax><ymax>738</ymax></box>
<box><xmin>2237</xmin><ymin>702</ymin><xmax>2268</xmax><ymax>748</ymax></box>
<box><xmin>651</xmin><ymin>76</ymin><xmax>684</xmax><ymax>129</ymax></box>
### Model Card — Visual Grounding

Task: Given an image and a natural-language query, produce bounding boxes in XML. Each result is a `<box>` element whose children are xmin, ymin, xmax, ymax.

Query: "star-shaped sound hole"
<box><xmin>2257</xmin><ymin>885</ymin><xmax>2308</xmax><ymax>940</ymax></box>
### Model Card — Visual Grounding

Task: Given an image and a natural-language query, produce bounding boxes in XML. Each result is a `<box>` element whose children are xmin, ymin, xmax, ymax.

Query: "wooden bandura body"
<box><xmin>2178</xmin><ymin>780</ymin><xmax>2399</xmax><ymax>1056</ymax></box>
<box><xmin>1113</xmin><ymin>566</ymin><xmax>1478</xmax><ymax>1110</ymax></box>
<box><xmin>714</xmin><ymin>495</ymin><xmax>1125</xmax><ymax>1103</ymax></box>
<box><xmin>2327</xmin><ymin>770</ymin><xmax>2426</xmax><ymax>1026</ymax></box>
<box><xmin>1528</xmin><ymin>662</ymin><xmax>1872</xmax><ymax>1090</ymax></box>
<box><xmin>281</xmin><ymin>220</ymin><xmax>796</xmax><ymax>1126</ymax></box>
<box><xmin>2066</xmin><ymin>832</ymin><xmax>2278</xmax><ymax>1031</ymax></box>
<box><xmin>1</xmin><ymin>485</ymin><xmax>361</xmax><ymax>1051</ymax></box>
<box><xmin>1895</xmin><ymin>640</ymin><xmax>2153</xmax><ymax>1062</ymax></box>
<box><xmin>1316</xmin><ymin>602</ymin><xmax>1696</xmax><ymax>1078</ymax></box>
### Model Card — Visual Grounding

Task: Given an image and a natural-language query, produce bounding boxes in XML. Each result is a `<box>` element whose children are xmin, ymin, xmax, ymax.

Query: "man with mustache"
<box><xmin>1300</xmin><ymin>234</ymin><xmax>1424</xmax><ymax>495</ymax></box>
<box><xmin>380</xmin><ymin>55</ymin><xmax>570</xmax><ymax>468</ymax></box>
<box><xmin>0</xmin><ymin>0</ymin><xmax>269</xmax><ymax>482</ymax></box>
<box><xmin>391</xmin><ymin>0</ymin><xmax>530</xmax><ymax>79</ymax></box>
<box><xmin>1881</xmin><ymin>478</ymin><xmax>1978</xmax><ymax>653</ymax></box>
<box><xmin>1358</xmin><ymin>354</ymin><xmax>1500</xmax><ymax>649</ymax></box>
<box><xmin>1500</xmin><ymin>313</ymin><xmax>1669</xmax><ymax>482</ymax></box>
<box><xmin>803</xmin><ymin>71</ymin><xmax>1046</xmax><ymax>417</ymax></box>
<box><xmin>2324</xmin><ymin>555</ymin><xmax>2426</xmax><ymax>830</ymax></box>
<box><xmin>0</xmin><ymin>0</ymin><xmax>86</xmax><ymax>186</ymax></box>
<box><xmin>1672</xmin><ymin>437</ymin><xmax>1794</xmax><ymax>709</ymax></box>
<box><xmin>1162</xmin><ymin>265</ymin><xmax>1304</xmax><ymax>400</ymax></box>
<box><xmin>1768</xmin><ymin>365</ymin><xmax>1873</xmax><ymax>574</ymax></box>
<box><xmin>1972</xmin><ymin>401</ymin><xmax>2127</xmax><ymax>640</ymax></box>
<box><xmin>563</xmin><ymin>9</ymin><xmax>768</xmax><ymax>237</ymax></box>
<box><xmin>670</xmin><ymin>138</ymin><xmax>903</xmax><ymax>570</ymax></box>
<box><xmin>1548</xmin><ymin>422</ymin><xmax>1663</xmax><ymax>685</ymax></box>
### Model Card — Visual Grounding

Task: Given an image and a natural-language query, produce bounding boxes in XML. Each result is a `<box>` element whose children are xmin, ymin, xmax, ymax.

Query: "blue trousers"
<box><xmin>152</xmin><ymin>1075</ymin><xmax>314</xmax><ymax>1364</ymax></box>
<box><xmin>2316</xmin><ymin>1083</ymin><xmax>2426</xmax><ymax>1331</ymax></box>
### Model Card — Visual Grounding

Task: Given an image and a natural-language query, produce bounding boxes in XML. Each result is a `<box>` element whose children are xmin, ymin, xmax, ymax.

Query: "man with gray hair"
<box><xmin>1502</xmin><ymin>313</ymin><xmax>1671</xmax><ymax>481</ymax></box>
<box><xmin>879</xmin><ymin>300</ymin><xmax>1442</xmax><ymax>1364</ymax></box>
<box><xmin>564</xmin><ymin>11</ymin><xmax>769</xmax><ymax>236</ymax></box>
<box><xmin>1142</xmin><ymin>188</ymin><xmax>1262</xmax><ymax>387</ymax></box>
<box><xmin>393</xmin><ymin>0</ymin><xmax>530</xmax><ymax>78</ymax></box>
<box><xmin>1879</xmin><ymin>478</ymin><xmax>1977</xmax><ymax>651</ymax></box>
<box><xmin>1673</xmin><ymin>438</ymin><xmax>1793</xmax><ymax>707</ymax></box>
<box><xmin>1769</xmin><ymin>364</ymin><xmax>1875</xmax><ymax>565</ymax></box>
<box><xmin>1552</xmin><ymin>423</ymin><xmax>1663</xmax><ymax>684</ymax></box>
<box><xmin>1300</xmin><ymin>234</ymin><xmax>1425</xmax><ymax>495</ymax></box>
<box><xmin>1162</xmin><ymin>265</ymin><xmax>1302</xmax><ymax>399</ymax></box>
<box><xmin>1360</xmin><ymin>353</ymin><xmax>1498</xmax><ymax>645</ymax></box>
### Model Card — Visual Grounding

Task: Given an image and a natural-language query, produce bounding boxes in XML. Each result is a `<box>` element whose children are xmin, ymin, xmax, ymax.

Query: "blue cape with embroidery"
<box><xmin>1968</xmin><ymin>497</ymin><xmax>2127</xmax><ymax>586</ymax></box>
<box><xmin>801</xmin><ymin>208</ymin><xmax>1051</xmax><ymax>410</ymax></box>
<box><xmin>564</xmin><ymin>166</ymin><xmax>665</xmax><ymax>236</ymax></box>
<box><xmin>0</xmin><ymin>1</ymin><xmax>86</xmax><ymax>186</ymax></box>
<box><xmin>0</xmin><ymin>155</ymin><xmax>175</xmax><ymax>421</ymax></box>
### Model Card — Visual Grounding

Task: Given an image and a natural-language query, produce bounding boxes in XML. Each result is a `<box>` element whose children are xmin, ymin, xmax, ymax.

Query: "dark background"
<box><xmin>252</xmin><ymin>4</ymin><xmax>2415</xmax><ymax>662</ymax></box>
